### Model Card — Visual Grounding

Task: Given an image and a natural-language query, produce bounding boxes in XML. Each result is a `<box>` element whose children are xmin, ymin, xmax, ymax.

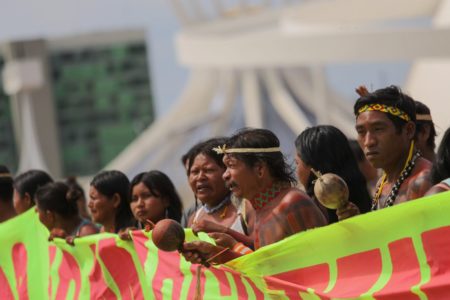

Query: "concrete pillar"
<box><xmin>1</xmin><ymin>39</ymin><xmax>62</xmax><ymax>178</ymax></box>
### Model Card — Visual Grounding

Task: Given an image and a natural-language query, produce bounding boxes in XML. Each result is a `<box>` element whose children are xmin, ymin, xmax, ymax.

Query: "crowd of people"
<box><xmin>0</xmin><ymin>85</ymin><xmax>449</xmax><ymax>266</ymax></box>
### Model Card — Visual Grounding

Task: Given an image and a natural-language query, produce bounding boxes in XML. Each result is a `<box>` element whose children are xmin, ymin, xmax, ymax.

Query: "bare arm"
<box><xmin>281</xmin><ymin>190</ymin><xmax>328</xmax><ymax>235</ymax></box>
<box><xmin>78</xmin><ymin>223</ymin><xmax>100</xmax><ymax>237</ymax></box>
<box><xmin>406</xmin><ymin>169</ymin><xmax>433</xmax><ymax>200</ymax></box>
<box><xmin>425</xmin><ymin>184</ymin><xmax>449</xmax><ymax>196</ymax></box>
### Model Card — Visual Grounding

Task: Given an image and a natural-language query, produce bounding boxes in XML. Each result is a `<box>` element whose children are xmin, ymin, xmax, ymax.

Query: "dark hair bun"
<box><xmin>66</xmin><ymin>187</ymin><xmax>81</xmax><ymax>203</ymax></box>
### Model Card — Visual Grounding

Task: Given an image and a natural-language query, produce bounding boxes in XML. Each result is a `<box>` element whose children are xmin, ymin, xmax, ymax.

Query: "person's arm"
<box><xmin>336</xmin><ymin>201</ymin><xmax>360</xmax><ymax>221</ymax></box>
<box><xmin>118</xmin><ymin>226</ymin><xmax>138</xmax><ymax>240</ymax></box>
<box><xmin>78</xmin><ymin>223</ymin><xmax>99</xmax><ymax>237</ymax></box>
<box><xmin>425</xmin><ymin>184</ymin><xmax>449</xmax><ymax>196</ymax></box>
<box><xmin>280</xmin><ymin>190</ymin><xmax>327</xmax><ymax>235</ymax></box>
<box><xmin>191</xmin><ymin>219</ymin><xmax>254</xmax><ymax>248</ymax></box>
<box><xmin>181</xmin><ymin>241</ymin><xmax>242</xmax><ymax>266</ymax></box>
<box><xmin>407</xmin><ymin>169</ymin><xmax>433</xmax><ymax>200</ymax></box>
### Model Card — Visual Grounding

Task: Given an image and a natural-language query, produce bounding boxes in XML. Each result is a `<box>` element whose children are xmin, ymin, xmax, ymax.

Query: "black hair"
<box><xmin>227</xmin><ymin>128</ymin><xmax>296</xmax><ymax>184</ymax></box>
<box><xmin>348</xmin><ymin>139</ymin><xmax>365</xmax><ymax>162</ymax></box>
<box><xmin>295</xmin><ymin>125</ymin><xmax>371</xmax><ymax>222</ymax></box>
<box><xmin>431</xmin><ymin>127</ymin><xmax>450</xmax><ymax>184</ymax></box>
<box><xmin>414</xmin><ymin>100</ymin><xmax>436</xmax><ymax>150</ymax></box>
<box><xmin>354</xmin><ymin>85</ymin><xmax>416</xmax><ymax>133</ymax></box>
<box><xmin>35</xmin><ymin>182</ymin><xmax>79</xmax><ymax>217</ymax></box>
<box><xmin>185</xmin><ymin>137</ymin><xmax>230</xmax><ymax>212</ymax></box>
<box><xmin>187</xmin><ymin>137</ymin><xmax>228</xmax><ymax>175</ymax></box>
<box><xmin>0</xmin><ymin>165</ymin><xmax>13</xmax><ymax>202</ymax></box>
<box><xmin>130</xmin><ymin>170</ymin><xmax>183</xmax><ymax>222</ymax></box>
<box><xmin>14</xmin><ymin>170</ymin><xmax>54</xmax><ymax>204</ymax></box>
<box><xmin>90</xmin><ymin>170</ymin><xmax>134</xmax><ymax>233</ymax></box>
<box><xmin>65</xmin><ymin>176</ymin><xmax>86</xmax><ymax>201</ymax></box>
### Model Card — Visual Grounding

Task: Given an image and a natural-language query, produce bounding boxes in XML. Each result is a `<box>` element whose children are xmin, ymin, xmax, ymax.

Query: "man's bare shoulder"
<box><xmin>275</xmin><ymin>187</ymin><xmax>316</xmax><ymax>211</ymax></box>
<box><xmin>406</xmin><ymin>157</ymin><xmax>433</xmax><ymax>199</ymax></box>
<box><xmin>414</xmin><ymin>157</ymin><xmax>432</xmax><ymax>173</ymax></box>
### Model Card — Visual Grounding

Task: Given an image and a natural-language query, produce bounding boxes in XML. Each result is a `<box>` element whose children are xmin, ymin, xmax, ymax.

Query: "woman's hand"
<box><xmin>181</xmin><ymin>241</ymin><xmax>221</xmax><ymax>266</ymax></box>
<box><xmin>48</xmin><ymin>228</ymin><xmax>68</xmax><ymax>241</ymax></box>
<box><xmin>191</xmin><ymin>219</ymin><xmax>227</xmax><ymax>235</ymax></box>
<box><xmin>208</xmin><ymin>232</ymin><xmax>237</xmax><ymax>249</ymax></box>
<box><xmin>181</xmin><ymin>241</ymin><xmax>241</xmax><ymax>266</ymax></box>
<box><xmin>336</xmin><ymin>201</ymin><xmax>360</xmax><ymax>221</ymax></box>
<box><xmin>66</xmin><ymin>235</ymin><xmax>76</xmax><ymax>246</ymax></box>
<box><xmin>118</xmin><ymin>227</ymin><xmax>138</xmax><ymax>240</ymax></box>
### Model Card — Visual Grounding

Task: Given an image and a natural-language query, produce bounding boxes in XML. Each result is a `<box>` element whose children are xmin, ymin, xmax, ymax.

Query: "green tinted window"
<box><xmin>0</xmin><ymin>56</ymin><xmax>18</xmax><ymax>172</ymax></box>
<box><xmin>50</xmin><ymin>42</ymin><xmax>154</xmax><ymax>176</ymax></box>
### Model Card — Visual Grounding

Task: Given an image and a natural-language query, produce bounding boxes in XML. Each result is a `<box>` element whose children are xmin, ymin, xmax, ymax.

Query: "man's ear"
<box><xmin>112</xmin><ymin>193</ymin><xmax>121</xmax><ymax>209</ymax></box>
<box><xmin>254</xmin><ymin>161</ymin><xmax>266</xmax><ymax>178</ymax></box>
<box><xmin>406</xmin><ymin>121</ymin><xmax>416</xmax><ymax>140</ymax></box>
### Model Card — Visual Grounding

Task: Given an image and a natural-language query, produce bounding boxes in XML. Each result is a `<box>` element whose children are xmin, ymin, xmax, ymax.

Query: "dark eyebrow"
<box><xmin>369</xmin><ymin>120</ymin><xmax>389</xmax><ymax>127</ymax></box>
<box><xmin>356</xmin><ymin>120</ymin><xmax>389</xmax><ymax>130</ymax></box>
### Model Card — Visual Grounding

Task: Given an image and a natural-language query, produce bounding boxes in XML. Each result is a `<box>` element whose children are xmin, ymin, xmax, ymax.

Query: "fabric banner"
<box><xmin>1</xmin><ymin>191</ymin><xmax>450</xmax><ymax>299</ymax></box>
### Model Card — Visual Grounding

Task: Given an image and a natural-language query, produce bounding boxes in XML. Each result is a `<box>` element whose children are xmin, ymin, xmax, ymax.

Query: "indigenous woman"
<box><xmin>35</xmin><ymin>182</ymin><xmax>98</xmax><ymax>237</ymax></box>
<box><xmin>295</xmin><ymin>125</ymin><xmax>372</xmax><ymax>223</ymax></box>
<box><xmin>129</xmin><ymin>170</ymin><xmax>183</xmax><ymax>227</ymax></box>
<box><xmin>89</xmin><ymin>170</ymin><xmax>135</xmax><ymax>233</ymax></box>
<box><xmin>186</xmin><ymin>138</ymin><xmax>255</xmax><ymax>247</ymax></box>
<box><xmin>13</xmin><ymin>169</ymin><xmax>53</xmax><ymax>214</ymax></box>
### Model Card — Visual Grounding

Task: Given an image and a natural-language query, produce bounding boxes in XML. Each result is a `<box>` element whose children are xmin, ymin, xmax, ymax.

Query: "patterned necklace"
<box><xmin>250</xmin><ymin>182</ymin><xmax>290</xmax><ymax>210</ymax></box>
<box><xmin>372</xmin><ymin>149</ymin><xmax>421</xmax><ymax>210</ymax></box>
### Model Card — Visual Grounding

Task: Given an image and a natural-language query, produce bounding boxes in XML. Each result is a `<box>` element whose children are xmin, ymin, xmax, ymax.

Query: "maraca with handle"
<box><xmin>151</xmin><ymin>219</ymin><xmax>213</xmax><ymax>267</ymax></box>
<box><xmin>151</xmin><ymin>219</ymin><xmax>185</xmax><ymax>252</ymax></box>
<box><xmin>311</xmin><ymin>169</ymin><xmax>349</xmax><ymax>209</ymax></box>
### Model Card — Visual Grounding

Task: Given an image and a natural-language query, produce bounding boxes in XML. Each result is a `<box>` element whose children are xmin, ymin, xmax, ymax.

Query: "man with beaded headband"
<box><xmin>181</xmin><ymin>128</ymin><xmax>326</xmax><ymax>265</ymax></box>
<box><xmin>352</xmin><ymin>85</ymin><xmax>433</xmax><ymax>211</ymax></box>
<box><xmin>414</xmin><ymin>100</ymin><xmax>437</xmax><ymax>162</ymax></box>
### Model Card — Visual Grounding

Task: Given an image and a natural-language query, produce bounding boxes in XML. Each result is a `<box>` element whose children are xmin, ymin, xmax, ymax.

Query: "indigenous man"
<box><xmin>182</xmin><ymin>128</ymin><xmax>326</xmax><ymax>264</ymax></box>
<box><xmin>414</xmin><ymin>100</ymin><xmax>437</xmax><ymax>162</ymax></box>
<box><xmin>352</xmin><ymin>85</ymin><xmax>433</xmax><ymax>210</ymax></box>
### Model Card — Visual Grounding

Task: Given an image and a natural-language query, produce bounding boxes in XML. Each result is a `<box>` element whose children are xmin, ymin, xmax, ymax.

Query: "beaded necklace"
<box><xmin>203</xmin><ymin>195</ymin><xmax>230</xmax><ymax>216</ymax></box>
<box><xmin>250</xmin><ymin>182</ymin><xmax>290</xmax><ymax>210</ymax></box>
<box><xmin>372</xmin><ymin>142</ymin><xmax>420</xmax><ymax>210</ymax></box>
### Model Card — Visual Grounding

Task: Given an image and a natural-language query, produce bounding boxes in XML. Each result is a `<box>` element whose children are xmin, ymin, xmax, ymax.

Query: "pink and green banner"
<box><xmin>1</xmin><ymin>191</ymin><xmax>450</xmax><ymax>299</ymax></box>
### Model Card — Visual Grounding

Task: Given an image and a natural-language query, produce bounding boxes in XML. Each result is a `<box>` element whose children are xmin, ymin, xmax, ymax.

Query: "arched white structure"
<box><xmin>103</xmin><ymin>0</ymin><xmax>450</xmax><ymax>203</ymax></box>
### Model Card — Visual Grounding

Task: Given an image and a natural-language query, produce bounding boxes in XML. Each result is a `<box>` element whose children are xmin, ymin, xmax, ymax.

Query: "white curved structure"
<box><xmin>107</xmin><ymin>0</ymin><xmax>450</xmax><ymax>195</ymax></box>
<box><xmin>1</xmin><ymin>0</ymin><xmax>449</xmax><ymax>202</ymax></box>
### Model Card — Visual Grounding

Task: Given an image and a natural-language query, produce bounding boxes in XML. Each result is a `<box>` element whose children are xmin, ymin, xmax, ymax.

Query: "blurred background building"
<box><xmin>1</xmin><ymin>0</ymin><xmax>450</xmax><ymax>203</ymax></box>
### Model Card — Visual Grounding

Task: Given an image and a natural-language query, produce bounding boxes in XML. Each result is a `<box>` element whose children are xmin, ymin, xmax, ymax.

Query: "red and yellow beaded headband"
<box><xmin>357</xmin><ymin>104</ymin><xmax>411</xmax><ymax>122</ymax></box>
